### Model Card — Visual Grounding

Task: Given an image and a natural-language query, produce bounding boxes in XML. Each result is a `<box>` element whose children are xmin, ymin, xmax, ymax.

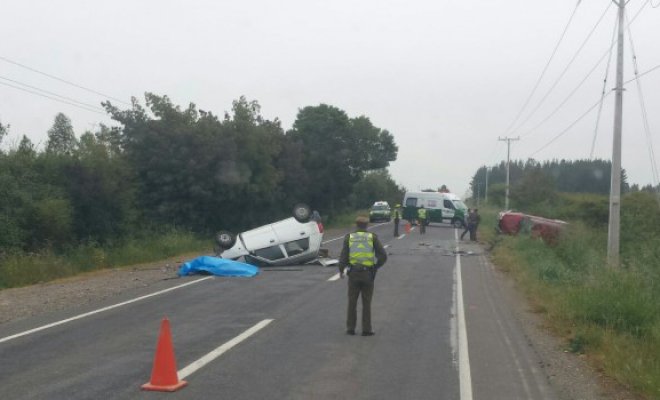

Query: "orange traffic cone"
<box><xmin>142</xmin><ymin>317</ymin><xmax>188</xmax><ymax>392</ymax></box>
<box><xmin>405</xmin><ymin>222</ymin><xmax>411</xmax><ymax>234</ymax></box>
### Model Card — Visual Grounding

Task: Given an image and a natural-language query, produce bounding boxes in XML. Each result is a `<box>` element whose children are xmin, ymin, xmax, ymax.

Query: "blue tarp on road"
<box><xmin>177</xmin><ymin>256</ymin><xmax>260</xmax><ymax>277</ymax></box>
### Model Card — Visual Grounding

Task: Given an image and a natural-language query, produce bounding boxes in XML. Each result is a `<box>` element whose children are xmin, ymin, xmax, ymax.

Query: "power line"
<box><xmin>522</xmin><ymin>0</ymin><xmax>651</xmax><ymax>141</ymax></box>
<box><xmin>529</xmin><ymin>95</ymin><xmax>610</xmax><ymax>157</ymax></box>
<box><xmin>590</xmin><ymin>13</ymin><xmax>619</xmax><ymax>159</ymax></box>
<box><xmin>509</xmin><ymin>1</ymin><xmax>613</xmax><ymax>137</ymax></box>
<box><xmin>501</xmin><ymin>0</ymin><xmax>583</xmax><ymax>136</ymax></box>
<box><xmin>521</xmin><ymin>29</ymin><xmax>615</xmax><ymax>140</ymax></box>
<box><xmin>624</xmin><ymin>64</ymin><xmax>660</xmax><ymax>84</ymax></box>
<box><xmin>625</xmin><ymin>12</ymin><xmax>659</xmax><ymax>186</ymax></box>
<box><xmin>0</xmin><ymin>80</ymin><xmax>106</xmax><ymax>115</ymax></box>
<box><xmin>0</xmin><ymin>55</ymin><xmax>131</xmax><ymax>106</ymax></box>
<box><xmin>0</xmin><ymin>75</ymin><xmax>105</xmax><ymax>112</ymax></box>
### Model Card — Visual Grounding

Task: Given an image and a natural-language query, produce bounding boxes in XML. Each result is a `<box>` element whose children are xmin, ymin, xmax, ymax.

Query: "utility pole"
<box><xmin>498</xmin><ymin>137</ymin><xmax>520</xmax><ymax>210</ymax></box>
<box><xmin>485</xmin><ymin>167</ymin><xmax>489</xmax><ymax>203</ymax></box>
<box><xmin>476</xmin><ymin>183</ymin><xmax>481</xmax><ymax>207</ymax></box>
<box><xmin>607</xmin><ymin>0</ymin><xmax>625</xmax><ymax>267</ymax></box>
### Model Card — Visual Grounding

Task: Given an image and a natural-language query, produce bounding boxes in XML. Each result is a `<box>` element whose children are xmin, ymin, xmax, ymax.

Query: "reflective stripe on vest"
<box><xmin>418</xmin><ymin>208</ymin><xmax>427</xmax><ymax>219</ymax></box>
<box><xmin>348</xmin><ymin>232</ymin><xmax>375</xmax><ymax>267</ymax></box>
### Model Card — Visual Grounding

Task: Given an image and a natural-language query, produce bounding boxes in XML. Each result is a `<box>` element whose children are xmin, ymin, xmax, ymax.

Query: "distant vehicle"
<box><xmin>497</xmin><ymin>211</ymin><xmax>567</xmax><ymax>244</ymax></box>
<box><xmin>369</xmin><ymin>201</ymin><xmax>392</xmax><ymax>222</ymax></box>
<box><xmin>214</xmin><ymin>204</ymin><xmax>325</xmax><ymax>266</ymax></box>
<box><xmin>402</xmin><ymin>191</ymin><xmax>467</xmax><ymax>228</ymax></box>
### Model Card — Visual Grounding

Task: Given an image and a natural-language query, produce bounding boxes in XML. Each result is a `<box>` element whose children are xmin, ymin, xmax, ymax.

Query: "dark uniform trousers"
<box><xmin>347</xmin><ymin>269</ymin><xmax>375</xmax><ymax>333</ymax></box>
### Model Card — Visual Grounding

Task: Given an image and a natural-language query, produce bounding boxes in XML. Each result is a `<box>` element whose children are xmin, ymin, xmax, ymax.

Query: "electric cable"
<box><xmin>510</xmin><ymin>1</ymin><xmax>613</xmax><ymax>137</ymax></box>
<box><xmin>625</xmin><ymin>12</ymin><xmax>659</xmax><ymax>186</ymax></box>
<box><xmin>521</xmin><ymin>30</ymin><xmax>614</xmax><ymax>140</ymax></box>
<box><xmin>0</xmin><ymin>75</ymin><xmax>105</xmax><ymax>112</ymax></box>
<box><xmin>0</xmin><ymin>55</ymin><xmax>131</xmax><ymax>106</ymax></box>
<box><xmin>521</xmin><ymin>0</ymin><xmax>651</xmax><ymax>155</ymax></box>
<box><xmin>590</xmin><ymin>14</ymin><xmax>618</xmax><ymax>159</ymax></box>
<box><xmin>500</xmin><ymin>0</ymin><xmax>583</xmax><ymax>137</ymax></box>
<box><xmin>529</xmin><ymin>94</ymin><xmax>611</xmax><ymax>157</ymax></box>
<box><xmin>624</xmin><ymin>64</ymin><xmax>660</xmax><ymax>84</ymax></box>
<box><xmin>0</xmin><ymin>81</ymin><xmax>106</xmax><ymax>115</ymax></box>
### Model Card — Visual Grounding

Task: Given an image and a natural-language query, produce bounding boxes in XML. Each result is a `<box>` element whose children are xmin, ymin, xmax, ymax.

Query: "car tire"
<box><xmin>215</xmin><ymin>230</ymin><xmax>236</xmax><ymax>250</ymax></box>
<box><xmin>292</xmin><ymin>203</ymin><xmax>312</xmax><ymax>222</ymax></box>
<box><xmin>452</xmin><ymin>219</ymin><xmax>464</xmax><ymax>228</ymax></box>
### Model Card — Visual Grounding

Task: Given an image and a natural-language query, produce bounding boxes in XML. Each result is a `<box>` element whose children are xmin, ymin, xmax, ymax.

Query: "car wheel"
<box><xmin>293</xmin><ymin>203</ymin><xmax>311</xmax><ymax>222</ymax></box>
<box><xmin>215</xmin><ymin>230</ymin><xmax>236</xmax><ymax>250</ymax></box>
<box><xmin>452</xmin><ymin>219</ymin><xmax>464</xmax><ymax>228</ymax></box>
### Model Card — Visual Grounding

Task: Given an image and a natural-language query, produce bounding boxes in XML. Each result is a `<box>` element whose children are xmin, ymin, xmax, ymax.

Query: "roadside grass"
<box><xmin>481</xmin><ymin>204</ymin><xmax>660</xmax><ymax>398</ymax></box>
<box><xmin>0</xmin><ymin>230</ymin><xmax>210</xmax><ymax>289</ymax></box>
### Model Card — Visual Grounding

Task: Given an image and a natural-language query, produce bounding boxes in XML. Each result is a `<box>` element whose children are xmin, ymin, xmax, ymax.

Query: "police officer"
<box><xmin>393</xmin><ymin>204</ymin><xmax>401</xmax><ymax>237</ymax></box>
<box><xmin>417</xmin><ymin>205</ymin><xmax>428</xmax><ymax>234</ymax></box>
<box><xmin>339</xmin><ymin>216</ymin><xmax>388</xmax><ymax>336</ymax></box>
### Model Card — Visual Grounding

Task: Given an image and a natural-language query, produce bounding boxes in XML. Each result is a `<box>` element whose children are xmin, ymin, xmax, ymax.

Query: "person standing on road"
<box><xmin>460</xmin><ymin>208</ymin><xmax>473</xmax><ymax>240</ymax></box>
<box><xmin>393</xmin><ymin>204</ymin><xmax>401</xmax><ymax>237</ymax></box>
<box><xmin>417</xmin><ymin>205</ymin><xmax>428</xmax><ymax>234</ymax></box>
<box><xmin>339</xmin><ymin>216</ymin><xmax>388</xmax><ymax>336</ymax></box>
<box><xmin>469</xmin><ymin>208</ymin><xmax>481</xmax><ymax>241</ymax></box>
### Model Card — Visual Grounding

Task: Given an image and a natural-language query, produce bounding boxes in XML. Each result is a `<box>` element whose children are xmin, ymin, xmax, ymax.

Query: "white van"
<box><xmin>402</xmin><ymin>191</ymin><xmax>468</xmax><ymax>227</ymax></box>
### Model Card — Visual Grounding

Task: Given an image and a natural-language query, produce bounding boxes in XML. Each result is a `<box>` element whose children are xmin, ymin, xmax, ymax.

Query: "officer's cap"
<box><xmin>355</xmin><ymin>216</ymin><xmax>369</xmax><ymax>227</ymax></box>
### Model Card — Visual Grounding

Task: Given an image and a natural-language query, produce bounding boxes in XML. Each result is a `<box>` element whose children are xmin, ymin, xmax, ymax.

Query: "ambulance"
<box><xmin>401</xmin><ymin>191</ymin><xmax>467</xmax><ymax>228</ymax></box>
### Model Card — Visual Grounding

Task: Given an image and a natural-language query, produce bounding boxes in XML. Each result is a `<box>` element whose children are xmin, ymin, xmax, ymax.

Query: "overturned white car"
<box><xmin>214</xmin><ymin>204</ymin><xmax>325</xmax><ymax>266</ymax></box>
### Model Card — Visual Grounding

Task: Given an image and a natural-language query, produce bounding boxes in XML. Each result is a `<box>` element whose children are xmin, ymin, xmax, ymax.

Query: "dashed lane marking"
<box><xmin>178</xmin><ymin>319</ymin><xmax>274</xmax><ymax>380</ymax></box>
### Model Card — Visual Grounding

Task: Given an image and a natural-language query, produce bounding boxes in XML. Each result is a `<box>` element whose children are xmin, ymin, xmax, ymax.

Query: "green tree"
<box><xmin>288</xmin><ymin>104</ymin><xmax>397</xmax><ymax>214</ymax></box>
<box><xmin>104</xmin><ymin>94</ymin><xmax>288</xmax><ymax>232</ymax></box>
<box><xmin>352</xmin><ymin>169</ymin><xmax>405</xmax><ymax>209</ymax></box>
<box><xmin>511</xmin><ymin>167</ymin><xmax>558</xmax><ymax>212</ymax></box>
<box><xmin>64</xmin><ymin>130</ymin><xmax>136</xmax><ymax>242</ymax></box>
<box><xmin>46</xmin><ymin>113</ymin><xmax>78</xmax><ymax>155</ymax></box>
<box><xmin>0</xmin><ymin>120</ymin><xmax>8</xmax><ymax>146</ymax></box>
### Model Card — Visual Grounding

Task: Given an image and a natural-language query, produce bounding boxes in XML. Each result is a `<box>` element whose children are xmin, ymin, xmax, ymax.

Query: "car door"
<box><xmin>442</xmin><ymin>199</ymin><xmax>456</xmax><ymax>220</ymax></box>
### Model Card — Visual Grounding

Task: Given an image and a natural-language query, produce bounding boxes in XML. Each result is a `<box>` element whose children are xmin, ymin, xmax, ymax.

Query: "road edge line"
<box><xmin>0</xmin><ymin>276</ymin><xmax>214</xmax><ymax>344</ymax></box>
<box><xmin>455</xmin><ymin>230</ymin><xmax>474</xmax><ymax>400</ymax></box>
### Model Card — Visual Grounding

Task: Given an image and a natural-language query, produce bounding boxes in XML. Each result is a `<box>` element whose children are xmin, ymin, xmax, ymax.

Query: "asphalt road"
<box><xmin>0</xmin><ymin>221</ymin><xmax>556</xmax><ymax>400</ymax></box>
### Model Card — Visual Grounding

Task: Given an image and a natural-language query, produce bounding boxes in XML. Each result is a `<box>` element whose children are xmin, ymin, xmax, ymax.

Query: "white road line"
<box><xmin>321</xmin><ymin>221</ymin><xmax>390</xmax><ymax>244</ymax></box>
<box><xmin>321</xmin><ymin>236</ymin><xmax>345</xmax><ymax>244</ymax></box>
<box><xmin>0</xmin><ymin>276</ymin><xmax>214</xmax><ymax>344</ymax></box>
<box><xmin>383</xmin><ymin>244</ymin><xmax>390</xmax><ymax>249</ymax></box>
<box><xmin>178</xmin><ymin>319</ymin><xmax>274</xmax><ymax>379</ymax></box>
<box><xmin>455</xmin><ymin>230</ymin><xmax>474</xmax><ymax>400</ymax></box>
<box><xmin>397</xmin><ymin>234</ymin><xmax>405</xmax><ymax>239</ymax></box>
<box><xmin>328</xmin><ymin>273</ymin><xmax>341</xmax><ymax>281</ymax></box>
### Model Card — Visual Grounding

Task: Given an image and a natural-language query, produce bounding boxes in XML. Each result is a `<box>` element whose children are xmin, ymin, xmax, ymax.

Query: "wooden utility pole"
<box><xmin>498</xmin><ymin>137</ymin><xmax>520</xmax><ymax>210</ymax></box>
<box><xmin>607</xmin><ymin>0</ymin><xmax>626</xmax><ymax>267</ymax></box>
<box><xmin>485</xmin><ymin>167</ymin><xmax>489</xmax><ymax>203</ymax></box>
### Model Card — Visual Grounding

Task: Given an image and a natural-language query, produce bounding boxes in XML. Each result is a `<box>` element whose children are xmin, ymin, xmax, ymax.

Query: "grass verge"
<box><xmin>479</xmin><ymin>205</ymin><xmax>659</xmax><ymax>399</ymax></box>
<box><xmin>0</xmin><ymin>230</ymin><xmax>210</xmax><ymax>289</ymax></box>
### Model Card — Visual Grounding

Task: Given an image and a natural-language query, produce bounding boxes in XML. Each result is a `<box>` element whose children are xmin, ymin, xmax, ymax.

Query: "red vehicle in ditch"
<box><xmin>497</xmin><ymin>211</ymin><xmax>567</xmax><ymax>244</ymax></box>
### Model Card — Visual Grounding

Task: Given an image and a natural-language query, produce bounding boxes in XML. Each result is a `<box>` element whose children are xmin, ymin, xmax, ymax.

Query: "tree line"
<box><xmin>0</xmin><ymin>94</ymin><xmax>403</xmax><ymax>255</ymax></box>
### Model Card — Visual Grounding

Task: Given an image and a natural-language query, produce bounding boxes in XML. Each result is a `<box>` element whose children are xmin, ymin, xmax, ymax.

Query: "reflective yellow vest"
<box><xmin>348</xmin><ymin>232</ymin><xmax>375</xmax><ymax>267</ymax></box>
<box><xmin>417</xmin><ymin>208</ymin><xmax>427</xmax><ymax>219</ymax></box>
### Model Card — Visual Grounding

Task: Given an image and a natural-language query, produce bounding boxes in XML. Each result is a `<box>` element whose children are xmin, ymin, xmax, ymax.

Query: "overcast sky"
<box><xmin>1</xmin><ymin>0</ymin><xmax>659</xmax><ymax>197</ymax></box>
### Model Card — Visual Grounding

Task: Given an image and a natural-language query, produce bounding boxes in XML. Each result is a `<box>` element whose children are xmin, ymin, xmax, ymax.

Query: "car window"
<box><xmin>372</xmin><ymin>205</ymin><xmax>389</xmax><ymax>211</ymax></box>
<box><xmin>444</xmin><ymin>200</ymin><xmax>455</xmax><ymax>209</ymax></box>
<box><xmin>405</xmin><ymin>197</ymin><xmax>417</xmax><ymax>207</ymax></box>
<box><xmin>253</xmin><ymin>245</ymin><xmax>286</xmax><ymax>260</ymax></box>
<box><xmin>284</xmin><ymin>238</ymin><xmax>310</xmax><ymax>256</ymax></box>
<box><xmin>453</xmin><ymin>200</ymin><xmax>467</xmax><ymax>210</ymax></box>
